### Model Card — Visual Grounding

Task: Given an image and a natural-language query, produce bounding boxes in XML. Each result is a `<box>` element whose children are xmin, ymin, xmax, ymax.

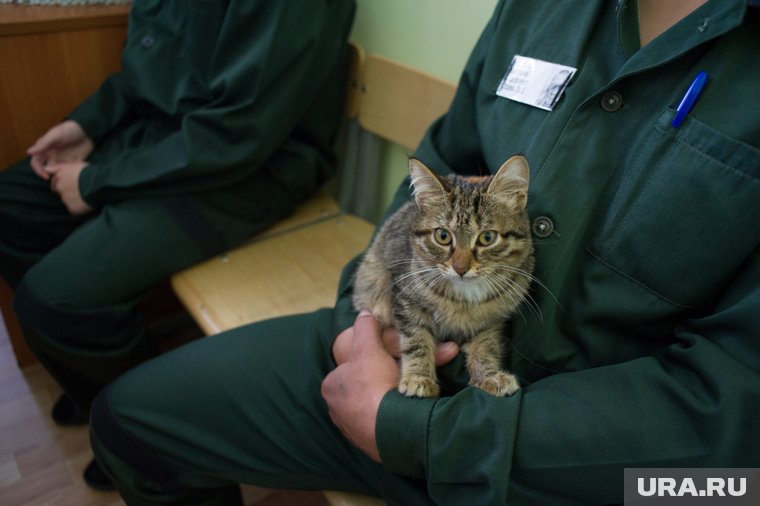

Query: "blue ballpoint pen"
<box><xmin>672</xmin><ymin>71</ymin><xmax>709</xmax><ymax>128</ymax></box>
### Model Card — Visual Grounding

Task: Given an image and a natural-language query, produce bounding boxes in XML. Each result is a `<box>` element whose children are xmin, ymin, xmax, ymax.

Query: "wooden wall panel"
<box><xmin>0</xmin><ymin>5</ymin><xmax>129</xmax><ymax>168</ymax></box>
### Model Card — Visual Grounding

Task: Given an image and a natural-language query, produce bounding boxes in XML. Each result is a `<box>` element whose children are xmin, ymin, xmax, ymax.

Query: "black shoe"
<box><xmin>83</xmin><ymin>458</ymin><xmax>116</xmax><ymax>491</ymax></box>
<box><xmin>51</xmin><ymin>394</ymin><xmax>88</xmax><ymax>426</ymax></box>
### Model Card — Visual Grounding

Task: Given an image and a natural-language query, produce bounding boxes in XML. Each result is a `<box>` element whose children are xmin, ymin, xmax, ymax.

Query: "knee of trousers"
<box><xmin>13</xmin><ymin>277</ymin><xmax>139</xmax><ymax>346</ymax></box>
<box><xmin>90</xmin><ymin>385</ymin><xmax>189</xmax><ymax>493</ymax></box>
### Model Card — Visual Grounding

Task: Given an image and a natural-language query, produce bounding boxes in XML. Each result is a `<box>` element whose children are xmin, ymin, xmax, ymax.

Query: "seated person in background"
<box><xmin>89</xmin><ymin>0</ymin><xmax>759</xmax><ymax>504</ymax></box>
<box><xmin>0</xmin><ymin>0</ymin><xmax>356</xmax><ymax>489</ymax></box>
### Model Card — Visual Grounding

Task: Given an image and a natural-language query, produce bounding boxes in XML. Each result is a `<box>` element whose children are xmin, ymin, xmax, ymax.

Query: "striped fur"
<box><xmin>353</xmin><ymin>156</ymin><xmax>535</xmax><ymax>397</ymax></box>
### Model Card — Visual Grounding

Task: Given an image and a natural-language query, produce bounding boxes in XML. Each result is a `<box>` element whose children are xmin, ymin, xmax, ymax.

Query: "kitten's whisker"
<box><xmin>490</xmin><ymin>272</ymin><xmax>543</xmax><ymax>322</ymax></box>
<box><xmin>390</xmin><ymin>268</ymin><xmax>442</xmax><ymax>304</ymax></box>
<box><xmin>380</xmin><ymin>267</ymin><xmax>438</xmax><ymax>300</ymax></box>
<box><xmin>492</xmin><ymin>266</ymin><xmax>562</xmax><ymax>310</ymax></box>
<box><xmin>481</xmin><ymin>276</ymin><xmax>529</xmax><ymax>323</ymax></box>
<box><xmin>428</xmin><ymin>271</ymin><xmax>448</xmax><ymax>293</ymax></box>
<box><xmin>384</xmin><ymin>258</ymin><xmax>415</xmax><ymax>268</ymax></box>
<box><xmin>395</xmin><ymin>272</ymin><xmax>443</xmax><ymax>306</ymax></box>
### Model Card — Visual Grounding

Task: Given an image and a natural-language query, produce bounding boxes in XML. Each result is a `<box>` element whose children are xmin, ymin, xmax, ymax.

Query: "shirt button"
<box><xmin>532</xmin><ymin>216</ymin><xmax>554</xmax><ymax>238</ymax></box>
<box><xmin>600</xmin><ymin>91</ymin><xmax>623</xmax><ymax>112</ymax></box>
<box><xmin>141</xmin><ymin>35</ymin><xmax>156</xmax><ymax>48</ymax></box>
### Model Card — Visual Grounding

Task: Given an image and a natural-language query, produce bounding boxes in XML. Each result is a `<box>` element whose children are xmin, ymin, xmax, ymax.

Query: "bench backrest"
<box><xmin>357</xmin><ymin>54</ymin><xmax>457</xmax><ymax>151</ymax></box>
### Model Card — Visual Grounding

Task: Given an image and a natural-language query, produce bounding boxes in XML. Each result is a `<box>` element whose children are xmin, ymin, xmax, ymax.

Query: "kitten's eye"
<box><xmin>433</xmin><ymin>228</ymin><xmax>452</xmax><ymax>246</ymax></box>
<box><xmin>477</xmin><ymin>230</ymin><xmax>497</xmax><ymax>246</ymax></box>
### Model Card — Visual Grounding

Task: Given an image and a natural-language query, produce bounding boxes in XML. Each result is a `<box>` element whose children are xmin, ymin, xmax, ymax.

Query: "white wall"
<box><xmin>349</xmin><ymin>0</ymin><xmax>499</xmax><ymax>217</ymax></box>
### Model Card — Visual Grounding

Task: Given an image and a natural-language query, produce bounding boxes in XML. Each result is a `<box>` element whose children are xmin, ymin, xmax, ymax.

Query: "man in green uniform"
<box><xmin>90</xmin><ymin>0</ymin><xmax>759</xmax><ymax>504</ymax></box>
<box><xmin>0</xmin><ymin>0</ymin><xmax>355</xmax><ymax>487</ymax></box>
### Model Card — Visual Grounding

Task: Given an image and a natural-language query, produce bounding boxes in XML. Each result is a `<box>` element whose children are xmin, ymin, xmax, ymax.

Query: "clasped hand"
<box><xmin>321</xmin><ymin>311</ymin><xmax>459</xmax><ymax>462</ymax></box>
<box><xmin>27</xmin><ymin>120</ymin><xmax>95</xmax><ymax>216</ymax></box>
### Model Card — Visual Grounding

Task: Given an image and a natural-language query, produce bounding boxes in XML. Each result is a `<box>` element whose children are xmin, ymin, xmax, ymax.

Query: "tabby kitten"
<box><xmin>353</xmin><ymin>156</ymin><xmax>535</xmax><ymax>398</ymax></box>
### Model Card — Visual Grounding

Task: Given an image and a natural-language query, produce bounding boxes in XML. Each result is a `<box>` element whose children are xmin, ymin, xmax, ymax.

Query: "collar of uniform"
<box><xmin>616</xmin><ymin>0</ymin><xmax>641</xmax><ymax>58</ymax></box>
<box><xmin>614</xmin><ymin>0</ymin><xmax>747</xmax><ymax>79</ymax></box>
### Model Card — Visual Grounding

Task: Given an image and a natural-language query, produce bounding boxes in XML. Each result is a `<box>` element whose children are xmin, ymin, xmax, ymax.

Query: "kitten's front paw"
<box><xmin>471</xmin><ymin>371</ymin><xmax>520</xmax><ymax>397</ymax></box>
<box><xmin>399</xmin><ymin>375</ymin><xmax>440</xmax><ymax>398</ymax></box>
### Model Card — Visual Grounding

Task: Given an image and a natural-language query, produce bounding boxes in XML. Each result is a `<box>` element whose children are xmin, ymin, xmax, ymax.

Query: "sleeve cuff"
<box><xmin>78</xmin><ymin>164</ymin><xmax>102</xmax><ymax>207</ymax></box>
<box><xmin>66</xmin><ymin>107</ymin><xmax>105</xmax><ymax>145</ymax></box>
<box><xmin>376</xmin><ymin>389</ymin><xmax>437</xmax><ymax>478</ymax></box>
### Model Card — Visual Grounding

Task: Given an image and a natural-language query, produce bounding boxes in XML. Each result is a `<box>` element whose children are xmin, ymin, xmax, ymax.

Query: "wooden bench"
<box><xmin>171</xmin><ymin>50</ymin><xmax>456</xmax><ymax>506</ymax></box>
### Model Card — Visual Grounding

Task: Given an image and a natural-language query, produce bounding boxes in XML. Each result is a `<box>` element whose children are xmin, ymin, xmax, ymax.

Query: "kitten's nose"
<box><xmin>452</xmin><ymin>248</ymin><xmax>471</xmax><ymax>277</ymax></box>
<box><xmin>453</xmin><ymin>264</ymin><xmax>469</xmax><ymax>277</ymax></box>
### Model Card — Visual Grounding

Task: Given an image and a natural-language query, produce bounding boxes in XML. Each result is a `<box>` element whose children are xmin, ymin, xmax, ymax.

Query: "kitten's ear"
<box><xmin>409</xmin><ymin>158</ymin><xmax>448</xmax><ymax>208</ymax></box>
<box><xmin>487</xmin><ymin>155</ymin><xmax>530</xmax><ymax>210</ymax></box>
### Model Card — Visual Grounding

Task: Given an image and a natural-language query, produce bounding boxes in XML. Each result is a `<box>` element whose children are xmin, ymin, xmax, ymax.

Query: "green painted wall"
<box><xmin>348</xmin><ymin>0</ymin><xmax>498</xmax><ymax>220</ymax></box>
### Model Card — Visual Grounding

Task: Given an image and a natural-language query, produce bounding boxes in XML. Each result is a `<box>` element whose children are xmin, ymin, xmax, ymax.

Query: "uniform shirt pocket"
<box><xmin>587</xmin><ymin>109</ymin><xmax>760</xmax><ymax>308</ymax></box>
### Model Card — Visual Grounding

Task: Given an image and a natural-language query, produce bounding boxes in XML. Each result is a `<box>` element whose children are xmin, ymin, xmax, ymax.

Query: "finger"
<box><xmin>381</xmin><ymin>327</ymin><xmax>401</xmax><ymax>358</ymax></box>
<box><xmin>29</xmin><ymin>156</ymin><xmax>50</xmax><ymax>180</ymax></box>
<box><xmin>434</xmin><ymin>341</ymin><xmax>460</xmax><ymax>367</ymax></box>
<box><xmin>351</xmin><ymin>310</ymin><xmax>385</xmax><ymax>355</ymax></box>
<box><xmin>43</xmin><ymin>163</ymin><xmax>60</xmax><ymax>176</ymax></box>
<box><xmin>332</xmin><ymin>327</ymin><xmax>354</xmax><ymax>365</ymax></box>
<box><xmin>27</xmin><ymin>127</ymin><xmax>59</xmax><ymax>155</ymax></box>
<box><xmin>27</xmin><ymin>141</ymin><xmax>46</xmax><ymax>156</ymax></box>
<box><xmin>49</xmin><ymin>174</ymin><xmax>59</xmax><ymax>193</ymax></box>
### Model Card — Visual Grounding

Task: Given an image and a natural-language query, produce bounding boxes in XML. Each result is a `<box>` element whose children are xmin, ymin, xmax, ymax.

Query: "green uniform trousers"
<box><xmin>89</xmin><ymin>309</ymin><xmax>433</xmax><ymax>506</ymax></box>
<box><xmin>0</xmin><ymin>159</ymin><xmax>290</xmax><ymax>411</ymax></box>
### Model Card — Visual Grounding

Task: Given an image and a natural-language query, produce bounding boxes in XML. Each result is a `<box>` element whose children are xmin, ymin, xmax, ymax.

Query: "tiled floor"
<box><xmin>0</xmin><ymin>315</ymin><xmax>328</xmax><ymax>506</ymax></box>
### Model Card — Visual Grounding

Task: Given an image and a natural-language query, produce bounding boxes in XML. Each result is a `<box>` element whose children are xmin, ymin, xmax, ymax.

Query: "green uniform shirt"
<box><xmin>334</xmin><ymin>0</ymin><xmax>760</xmax><ymax>503</ymax></box>
<box><xmin>69</xmin><ymin>0</ymin><xmax>355</xmax><ymax>217</ymax></box>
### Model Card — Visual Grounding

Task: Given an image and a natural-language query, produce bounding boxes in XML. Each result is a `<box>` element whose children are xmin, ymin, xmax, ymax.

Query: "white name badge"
<box><xmin>496</xmin><ymin>55</ymin><xmax>577</xmax><ymax>111</ymax></box>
